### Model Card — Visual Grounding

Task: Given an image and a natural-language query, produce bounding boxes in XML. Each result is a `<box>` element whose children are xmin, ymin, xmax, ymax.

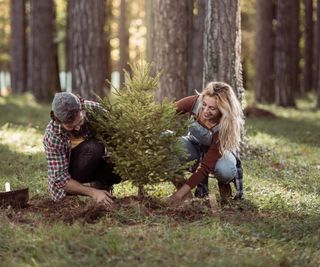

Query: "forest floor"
<box><xmin>0</xmin><ymin>93</ymin><xmax>320</xmax><ymax>267</ymax></box>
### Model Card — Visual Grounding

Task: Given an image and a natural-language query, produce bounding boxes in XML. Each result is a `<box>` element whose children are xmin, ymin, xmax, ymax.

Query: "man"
<box><xmin>43</xmin><ymin>92</ymin><xmax>121</xmax><ymax>207</ymax></box>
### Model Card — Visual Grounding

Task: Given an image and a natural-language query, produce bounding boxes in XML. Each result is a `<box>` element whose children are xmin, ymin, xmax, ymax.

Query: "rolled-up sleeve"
<box><xmin>43</xmin><ymin>131</ymin><xmax>71</xmax><ymax>200</ymax></box>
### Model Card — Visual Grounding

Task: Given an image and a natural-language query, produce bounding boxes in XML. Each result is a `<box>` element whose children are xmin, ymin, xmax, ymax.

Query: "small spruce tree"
<box><xmin>89</xmin><ymin>62</ymin><xmax>191</xmax><ymax>190</ymax></box>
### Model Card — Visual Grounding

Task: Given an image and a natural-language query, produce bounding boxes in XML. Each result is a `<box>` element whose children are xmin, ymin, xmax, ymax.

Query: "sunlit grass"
<box><xmin>0</xmin><ymin>93</ymin><xmax>320</xmax><ymax>267</ymax></box>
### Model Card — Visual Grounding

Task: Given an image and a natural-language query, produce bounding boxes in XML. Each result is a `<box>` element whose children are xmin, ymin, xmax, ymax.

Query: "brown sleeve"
<box><xmin>185</xmin><ymin>132</ymin><xmax>221</xmax><ymax>189</ymax></box>
<box><xmin>175</xmin><ymin>95</ymin><xmax>198</xmax><ymax>114</ymax></box>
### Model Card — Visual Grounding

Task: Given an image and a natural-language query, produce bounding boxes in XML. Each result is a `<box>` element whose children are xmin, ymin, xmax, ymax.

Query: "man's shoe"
<box><xmin>195</xmin><ymin>177</ymin><xmax>209</xmax><ymax>198</ymax></box>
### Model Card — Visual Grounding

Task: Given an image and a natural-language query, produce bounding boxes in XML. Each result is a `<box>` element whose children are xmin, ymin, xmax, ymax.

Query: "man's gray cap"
<box><xmin>52</xmin><ymin>92</ymin><xmax>81</xmax><ymax>123</ymax></box>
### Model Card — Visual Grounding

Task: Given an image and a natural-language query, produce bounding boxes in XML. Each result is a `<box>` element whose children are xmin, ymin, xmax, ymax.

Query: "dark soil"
<box><xmin>0</xmin><ymin>195</ymin><xmax>259</xmax><ymax>226</ymax></box>
<box><xmin>0</xmin><ymin>195</ymin><xmax>229</xmax><ymax>225</ymax></box>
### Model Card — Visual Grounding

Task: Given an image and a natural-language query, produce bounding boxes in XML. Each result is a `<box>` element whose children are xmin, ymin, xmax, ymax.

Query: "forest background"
<box><xmin>0</xmin><ymin>0</ymin><xmax>320</xmax><ymax>266</ymax></box>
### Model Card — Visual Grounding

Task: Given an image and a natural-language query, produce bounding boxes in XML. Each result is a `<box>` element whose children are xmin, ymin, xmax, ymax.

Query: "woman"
<box><xmin>168</xmin><ymin>81</ymin><xmax>244</xmax><ymax>206</ymax></box>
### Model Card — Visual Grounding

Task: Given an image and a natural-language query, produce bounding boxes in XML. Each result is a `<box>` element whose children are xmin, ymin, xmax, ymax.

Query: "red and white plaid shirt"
<box><xmin>43</xmin><ymin>100</ymin><xmax>100</xmax><ymax>201</ymax></box>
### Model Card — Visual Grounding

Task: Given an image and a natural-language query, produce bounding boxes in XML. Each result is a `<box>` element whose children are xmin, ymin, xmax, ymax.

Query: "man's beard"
<box><xmin>67</xmin><ymin>122</ymin><xmax>90</xmax><ymax>138</ymax></box>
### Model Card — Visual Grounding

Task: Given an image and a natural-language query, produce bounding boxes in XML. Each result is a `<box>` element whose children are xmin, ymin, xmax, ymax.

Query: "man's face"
<box><xmin>61</xmin><ymin>110</ymin><xmax>86</xmax><ymax>132</ymax></box>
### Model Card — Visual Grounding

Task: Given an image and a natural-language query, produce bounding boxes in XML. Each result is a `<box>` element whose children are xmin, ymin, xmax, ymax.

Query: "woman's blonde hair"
<box><xmin>199</xmin><ymin>81</ymin><xmax>244</xmax><ymax>154</ymax></box>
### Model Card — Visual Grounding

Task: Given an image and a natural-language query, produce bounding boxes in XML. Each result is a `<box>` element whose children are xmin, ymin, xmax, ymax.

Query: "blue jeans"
<box><xmin>180</xmin><ymin>136</ymin><xmax>237</xmax><ymax>184</ymax></box>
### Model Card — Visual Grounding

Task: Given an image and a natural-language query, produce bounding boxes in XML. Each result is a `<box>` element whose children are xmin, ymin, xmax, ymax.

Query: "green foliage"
<box><xmin>89</xmin><ymin>62</ymin><xmax>191</xmax><ymax>188</ymax></box>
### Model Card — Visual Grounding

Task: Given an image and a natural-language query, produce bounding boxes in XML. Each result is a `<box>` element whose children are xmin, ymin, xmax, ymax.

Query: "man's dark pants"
<box><xmin>68</xmin><ymin>139</ymin><xmax>121</xmax><ymax>189</ymax></box>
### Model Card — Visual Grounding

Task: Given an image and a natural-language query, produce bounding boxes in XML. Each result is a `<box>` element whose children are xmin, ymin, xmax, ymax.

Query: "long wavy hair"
<box><xmin>198</xmin><ymin>81</ymin><xmax>244</xmax><ymax>154</ymax></box>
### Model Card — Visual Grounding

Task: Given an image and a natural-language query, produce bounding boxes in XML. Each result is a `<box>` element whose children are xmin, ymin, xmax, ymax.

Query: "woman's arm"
<box><xmin>175</xmin><ymin>95</ymin><xmax>198</xmax><ymax>114</ymax></box>
<box><xmin>167</xmin><ymin>133</ymin><xmax>221</xmax><ymax>206</ymax></box>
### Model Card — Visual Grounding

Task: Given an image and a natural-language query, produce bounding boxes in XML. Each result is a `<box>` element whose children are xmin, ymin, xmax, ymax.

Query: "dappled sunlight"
<box><xmin>0</xmin><ymin>126</ymin><xmax>44</xmax><ymax>154</ymax></box>
<box><xmin>0</xmin><ymin>92</ymin><xmax>43</xmax><ymax>108</ymax></box>
<box><xmin>246</xmin><ymin>172</ymin><xmax>320</xmax><ymax>214</ymax></box>
<box><xmin>246</xmin><ymin>131</ymin><xmax>280</xmax><ymax>148</ymax></box>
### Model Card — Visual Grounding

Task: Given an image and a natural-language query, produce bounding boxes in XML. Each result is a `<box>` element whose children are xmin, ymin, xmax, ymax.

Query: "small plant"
<box><xmin>89</xmin><ymin>62</ymin><xmax>190</xmax><ymax>191</ymax></box>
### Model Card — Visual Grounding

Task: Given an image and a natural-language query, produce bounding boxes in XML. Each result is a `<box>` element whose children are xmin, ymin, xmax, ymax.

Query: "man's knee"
<box><xmin>79</xmin><ymin>139</ymin><xmax>104</xmax><ymax>157</ymax></box>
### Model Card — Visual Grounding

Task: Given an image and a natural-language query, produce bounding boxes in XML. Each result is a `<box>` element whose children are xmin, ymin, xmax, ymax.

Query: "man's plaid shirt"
<box><xmin>43</xmin><ymin>100</ymin><xmax>100</xmax><ymax>201</ymax></box>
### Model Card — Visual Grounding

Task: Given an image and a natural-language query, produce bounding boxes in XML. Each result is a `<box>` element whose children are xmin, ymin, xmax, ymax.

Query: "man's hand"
<box><xmin>63</xmin><ymin>179</ymin><xmax>115</xmax><ymax>207</ymax></box>
<box><xmin>91</xmin><ymin>189</ymin><xmax>114</xmax><ymax>207</ymax></box>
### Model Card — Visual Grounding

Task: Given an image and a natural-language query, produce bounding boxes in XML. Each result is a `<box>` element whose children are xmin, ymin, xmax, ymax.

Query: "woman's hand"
<box><xmin>167</xmin><ymin>184</ymin><xmax>192</xmax><ymax>207</ymax></box>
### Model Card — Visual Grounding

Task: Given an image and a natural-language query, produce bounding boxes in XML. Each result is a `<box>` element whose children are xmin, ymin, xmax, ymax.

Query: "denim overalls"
<box><xmin>179</xmin><ymin>97</ymin><xmax>243</xmax><ymax>197</ymax></box>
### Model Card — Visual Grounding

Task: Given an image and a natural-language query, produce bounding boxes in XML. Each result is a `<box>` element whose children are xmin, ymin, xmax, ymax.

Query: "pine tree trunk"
<box><xmin>303</xmin><ymin>0</ymin><xmax>314</xmax><ymax>92</ymax></box>
<box><xmin>203</xmin><ymin>0</ymin><xmax>244</xmax><ymax>101</ymax></box>
<box><xmin>66</xmin><ymin>1</ymin><xmax>72</xmax><ymax>73</ymax></box>
<box><xmin>291</xmin><ymin>0</ymin><xmax>301</xmax><ymax>94</ymax></box>
<box><xmin>154</xmin><ymin>0</ymin><xmax>193</xmax><ymax>101</ymax></box>
<box><xmin>119</xmin><ymin>0</ymin><xmax>130</xmax><ymax>87</ymax></box>
<box><xmin>254</xmin><ymin>0</ymin><xmax>275</xmax><ymax>103</ymax></box>
<box><xmin>275</xmin><ymin>0</ymin><xmax>295</xmax><ymax>107</ymax></box>
<box><xmin>316</xmin><ymin>0</ymin><xmax>320</xmax><ymax>108</ymax></box>
<box><xmin>68</xmin><ymin>0</ymin><xmax>108</xmax><ymax>98</ymax></box>
<box><xmin>145</xmin><ymin>0</ymin><xmax>154</xmax><ymax>65</ymax></box>
<box><xmin>10</xmin><ymin>0</ymin><xmax>27</xmax><ymax>94</ymax></box>
<box><xmin>188</xmin><ymin>0</ymin><xmax>206</xmax><ymax>95</ymax></box>
<box><xmin>28</xmin><ymin>0</ymin><xmax>60</xmax><ymax>101</ymax></box>
<box><xmin>105</xmin><ymin>0</ymin><xmax>112</xmax><ymax>86</ymax></box>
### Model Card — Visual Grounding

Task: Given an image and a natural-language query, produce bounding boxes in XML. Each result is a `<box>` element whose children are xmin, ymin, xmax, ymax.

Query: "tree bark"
<box><xmin>28</xmin><ymin>0</ymin><xmax>60</xmax><ymax>101</ymax></box>
<box><xmin>145</xmin><ymin>0</ymin><xmax>154</xmax><ymax>65</ymax></box>
<box><xmin>203</xmin><ymin>0</ymin><xmax>244</xmax><ymax>101</ymax></box>
<box><xmin>105</xmin><ymin>0</ymin><xmax>112</xmax><ymax>86</ymax></box>
<box><xmin>10</xmin><ymin>0</ymin><xmax>27</xmax><ymax>94</ymax></box>
<box><xmin>291</xmin><ymin>0</ymin><xmax>301</xmax><ymax>94</ymax></box>
<box><xmin>254</xmin><ymin>0</ymin><xmax>275</xmax><ymax>103</ymax></box>
<box><xmin>154</xmin><ymin>0</ymin><xmax>193</xmax><ymax>101</ymax></box>
<box><xmin>188</xmin><ymin>0</ymin><xmax>206</xmax><ymax>95</ymax></box>
<box><xmin>119</xmin><ymin>0</ymin><xmax>130</xmax><ymax>87</ymax></box>
<box><xmin>68</xmin><ymin>0</ymin><xmax>108</xmax><ymax>98</ymax></box>
<box><xmin>316</xmin><ymin>0</ymin><xmax>320</xmax><ymax>108</ymax></box>
<box><xmin>303</xmin><ymin>0</ymin><xmax>314</xmax><ymax>92</ymax></box>
<box><xmin>275</xmin><ymin>0</ymin><xmax>295</xmax><ymax>107</ymax></box>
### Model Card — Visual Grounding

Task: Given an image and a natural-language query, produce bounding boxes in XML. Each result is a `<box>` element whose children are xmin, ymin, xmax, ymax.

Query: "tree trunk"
<box><xmin>154</xmin><ymin>0</ymin><xmax>193</xmax><ymax>101</ymax></box>
<box><xmin>66</xmin><ymin>0</ymin><xmax>72</xmax><ymax>73</ymax></box>
<box><xmin>203</xmin><ymin>0</ymin><xmax>244</xmax><ymax>101</ymax></box>
<box><xmin>303</xmin><ymin>0</ymin><xmax>314</xmax><ymax>92</ymax></box>
<box><xmin>28</xmin><ymin>0</ymin><xmax>60</xmax><ymax>101</ymax></box>
<box><xmin>291</xmin><ymin>0</ymin><xmax>301</xmax><ymax>94</ymax></box>
<box><xmin>316</xmin><ymin>0</ymin><xmax>320</xmax><ymax>108</ymax></box>
<box><xmin>105</xmin><ymin>0</ymin><xmax>112</xmax><ymax>87</ymax></box>
<box><xmin>188</xmin><ymin>0</ymin><xmax>206</xmax><ymax>95</ymax></box>
<box><xmin>145</xmin><ymin>0</ymin><xmax>154</xmax><ymax>65</ymax></box>
<box><xmin>119</xmin><ymin>0</ymin><xmax>130</xmax><ymax>87</ymax></box>
<box><xmin>275</xmin><ymin>0</ymin><xmax>295</xmax><ymax>107</ymax></box>
<box><xmin>10</xmin><ymin>0</ymin><xmax>27</xmax><ymax>94</ymax></box>
<box><xmin>68</xmin><ymin>0</ymin><xmax>108</xmax><ymax>98</ymax></box>
<box><xmin>254</xmin><ymin>0</ymin><xmax>275</xmax><ymax>103</ymax></box>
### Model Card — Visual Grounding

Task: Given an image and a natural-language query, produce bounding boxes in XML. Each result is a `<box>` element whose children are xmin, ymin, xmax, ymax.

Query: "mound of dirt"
<box><xmin>0</xmin><ymin>195</ymin><xmax>222</xmax><ymax>225</ymax></box>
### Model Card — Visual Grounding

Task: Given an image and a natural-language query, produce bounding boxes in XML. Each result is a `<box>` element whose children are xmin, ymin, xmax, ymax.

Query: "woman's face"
<box><xmin>200</xmin><ymin>95</ymin><xmax>220</xmax><ymax>121</ymax></box>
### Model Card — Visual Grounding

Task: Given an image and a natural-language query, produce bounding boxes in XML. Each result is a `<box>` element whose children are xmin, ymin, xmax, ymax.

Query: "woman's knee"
<box><xmin>214</xmin><ymin>152</ymin><xmax>237</xmax><ymax>184</ymax></box>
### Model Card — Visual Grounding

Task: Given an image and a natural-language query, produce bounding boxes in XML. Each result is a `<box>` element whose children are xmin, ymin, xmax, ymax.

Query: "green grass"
<box><xmin>1</xmin><ymin>93</ymin><xmax>320</xmax><ymax>267</ymax></box>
